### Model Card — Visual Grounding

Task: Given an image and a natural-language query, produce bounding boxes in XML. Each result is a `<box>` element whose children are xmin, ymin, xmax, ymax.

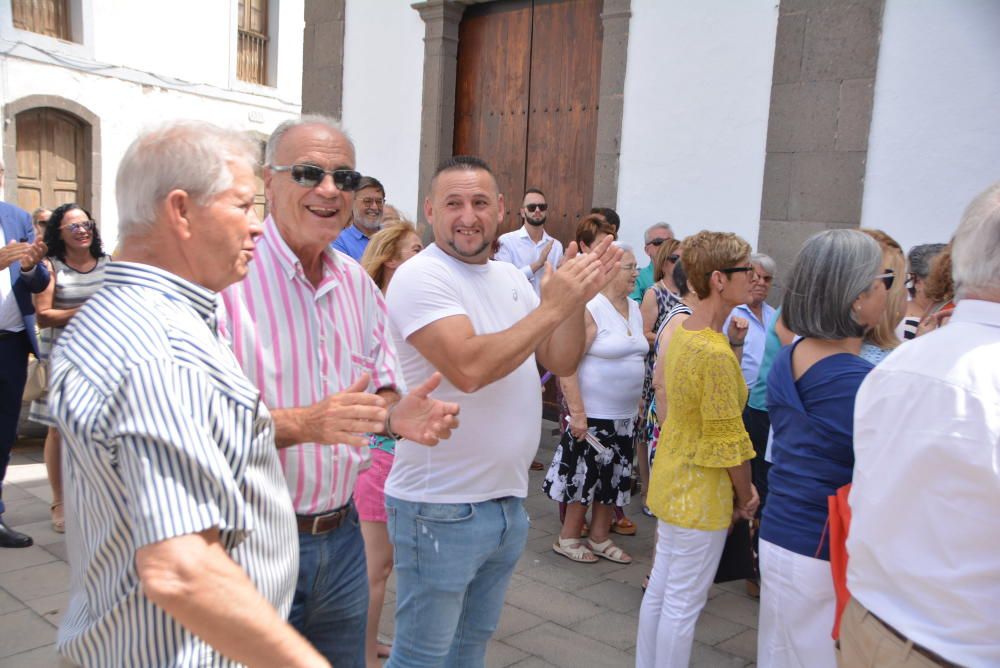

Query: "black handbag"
<box><xmin>714</xmin><ymin>519</ymin><xmax>757</xmax><ymax>583</ymax></box>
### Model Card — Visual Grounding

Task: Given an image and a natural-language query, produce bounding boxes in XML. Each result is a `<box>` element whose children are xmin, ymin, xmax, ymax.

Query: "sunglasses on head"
<box><xmin>874</xmin><ymin>268</ymin><xmax>895</xmax><ymax>290</ymax></box>
<box><xmin>270</xmin><ymin>164</ymin><xmax>362</xmax><ymax>191</ymax></box>
<box><xmin>524</xmin><ymin>203</ymin><xmax>547</xmax><ymax>213</ymax></box>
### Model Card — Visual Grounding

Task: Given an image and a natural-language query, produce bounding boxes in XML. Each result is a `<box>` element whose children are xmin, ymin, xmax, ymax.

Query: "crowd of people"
<box><xmin>0</xmin><ymin>117</ymin><xmax>995</xmax><ymax>668</ymax></box>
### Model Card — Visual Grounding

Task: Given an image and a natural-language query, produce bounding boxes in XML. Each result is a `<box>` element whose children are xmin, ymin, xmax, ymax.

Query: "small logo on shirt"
<box><xmin>512</xmin><ymin>289</ymin><xmax>519</xmax><ymax>302</ymax></box>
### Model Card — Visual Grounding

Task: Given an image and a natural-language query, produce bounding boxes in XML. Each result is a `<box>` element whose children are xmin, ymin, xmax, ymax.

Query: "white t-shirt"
<box><xmin>385</xmin><ymin>243</ymin><xmax>543</xmax><ymax>503</ymax></box>
<box><xmin>577</xmin><ymin>293</ymin><xmax>646</xmax><ymax>419</ymax></box>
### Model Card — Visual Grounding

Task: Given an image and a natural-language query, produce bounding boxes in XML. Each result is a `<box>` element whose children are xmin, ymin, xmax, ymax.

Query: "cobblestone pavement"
<box><xmin>0</xmin><ymin>425</ymin><xmax>758</xmax><ymax>667</ymax></box>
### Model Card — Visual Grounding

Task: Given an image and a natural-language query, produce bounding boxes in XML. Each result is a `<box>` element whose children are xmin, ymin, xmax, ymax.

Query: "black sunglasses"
<box><xmin>525</xmin><ymin>203</ymin><xmax>547</xmax><ymax>213</ymax></box>
<box><xmin>270</xmin><ymin>164</ymin><xmax>362</xmax><ymax>191</ymax></box>
<box><xmin>707</xmin><ymin>265</ymin><xmax>756</xmax><ymax>277</ymax></box>
<box><xmin>647</xmin><ymin>238</ymin><xmax>668</xmax><ymax>246</ymax></box>
<box><xmin>874</xmin><ymin>268</ymin><xmax>895</xmax><ymax>290</ymax></box>
<box><xmin>667</xmin><ymin>254</ymin><xmax>680</xmax><ymax>263</ymax></box>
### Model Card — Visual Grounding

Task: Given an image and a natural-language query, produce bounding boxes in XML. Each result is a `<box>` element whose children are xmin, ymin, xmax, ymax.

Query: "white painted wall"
<box><xmin>0</xmin><ymin>0</ymin><xmax>304</xmax><ymax>247</ymax></box>
<box><xmin>616</xmin><ymin>0</ymin><xmax>778</xmax><ymax>265</ymax></box>
<box><xmin>341</xmin><ymin>0</ymin><xmax>425</xmax><ymax>222</ymax></box>
<box><xmin>861</xmin><ymin>0</ymin><xmax>1000</xmax><ymax>253</ymax></box>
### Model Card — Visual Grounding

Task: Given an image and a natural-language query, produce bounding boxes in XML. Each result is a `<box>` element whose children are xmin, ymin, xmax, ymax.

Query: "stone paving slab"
<box><xmin>0</xmin><ymin>434</ymin><xmax>759</xmax><ymax>666</ymax></box>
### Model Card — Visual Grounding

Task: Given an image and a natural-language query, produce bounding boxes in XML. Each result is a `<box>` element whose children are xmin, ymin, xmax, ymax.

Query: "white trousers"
<box><xmin>757</xmin><ymin>538</ymin><xmax>837</xmax><ymax>668</ymax></box>
<box><xmin>636</xmin><ymin>521</ymin><xmax>727</xmax><ymax>668</ymax></box>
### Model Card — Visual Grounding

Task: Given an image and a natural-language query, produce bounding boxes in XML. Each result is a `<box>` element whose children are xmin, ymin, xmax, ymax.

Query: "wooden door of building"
<box><xmin>15</xmin><ymin>108</ymin><xmax>89</xmax><ymax>213</ymax></box>
<box><xmin>454</xmin><ymin>0</ymin><xmax>603</xmax><ymax>245</ymax></box>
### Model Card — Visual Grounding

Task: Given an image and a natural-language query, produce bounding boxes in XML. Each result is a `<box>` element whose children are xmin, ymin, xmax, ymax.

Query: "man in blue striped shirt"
<box><xmin>47</xmin><ymin>122</ymin><xmax>339</xmax><ymax>667</ymax></box>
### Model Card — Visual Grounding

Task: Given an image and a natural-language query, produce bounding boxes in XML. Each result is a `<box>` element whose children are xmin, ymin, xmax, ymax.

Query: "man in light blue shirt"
<box><xmin>332</xmin><ymin>175</ymin><xmax>384</xmax><ymax>260</ymax></box>
<box><xmin>724</xmin><ymin>253</ymin><xmax>778</xmax><ymax>388</ymax></box>
<box><xmin>495</xmin><ymin>188</ymin><xmax>563</xmax><ymax>295</ymax></box>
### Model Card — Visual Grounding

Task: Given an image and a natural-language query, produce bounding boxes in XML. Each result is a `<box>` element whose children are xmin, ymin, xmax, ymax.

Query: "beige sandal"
<box><xmin>553</xmin><ymin>536</ymin><xmax>598</xmax><ymax>563</ymax></box>
<box><xmin>586</xmin><ymin>538</ymin><xmax>632</xmax><ymax>564</ymax></box>
<box><xmin>50</xmin><ymin>502</ymin><xmax>65</xmax><ymax>534</ymax></box>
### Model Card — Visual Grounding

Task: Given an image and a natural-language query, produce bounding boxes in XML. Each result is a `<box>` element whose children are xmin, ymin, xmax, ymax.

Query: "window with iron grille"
<box><xmin>237</xmin><ymin>0</ymin><xmax>268</xmax><ymax>85</ymax></box>
<box><xmin>12</xmin><ymin>0</ymin><xmax>72</xmax><ymax>41</ymax></box>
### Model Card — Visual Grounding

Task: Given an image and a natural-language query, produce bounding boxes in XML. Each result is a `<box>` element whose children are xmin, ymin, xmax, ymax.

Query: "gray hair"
<box><xmin>782</xmin><ymin>229</ymin><xmax>882</xmax><ymax>340</ymax></box>
<box><xmin>644</xmin><ymin>222</ymin><xmax>673</xmax><ymax>243</ymax></box>
<box><xmin>751</xmin><ymin>252</ymin><xmax>776</xmax><ymax>277</ymax></box>
<box><xmin>264</xmin><ymin>114</ymin><xmax>354</xmax><ymax>166</ymax></box>
<box><xmin>613</xmin><ymin>241</ymin><xmax>635</xmax><ymax>255</ymax></box>
<box><xmin>952</xmin><ymin>181</ymin><xmax>1000</xmax><ymax>298</ymax></box>
<box><xmin>907</xmin><ymin>243</ymin><xmax>947</xmax><ymax>279</ymax></box>
<box><xmin>116</xmin><ymin>121</ymin><xmax>259</xmax><ymax>239</ymax></box>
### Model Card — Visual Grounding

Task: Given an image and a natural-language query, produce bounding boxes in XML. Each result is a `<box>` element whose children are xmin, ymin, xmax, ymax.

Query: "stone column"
<box><xmin>301</xmin><ymin>0</ymin><xmax>346</xmax><ymax>117</ymax></box>
<box><xmin>412</xmin><ymin>0</ymin><xmax>465</xmax><ymax>226</ymax></box>
<box><xmin>757</xmin><ymin>0</ymin><xmax>885</xmax><ymax>295</ymax></box>
<box><xmin>592</xmin><ymin>0</ymin><xmax>631</xmax><ymax>209</ymax></box>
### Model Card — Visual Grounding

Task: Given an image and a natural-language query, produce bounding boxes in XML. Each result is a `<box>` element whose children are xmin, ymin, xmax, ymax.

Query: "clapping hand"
<box><xmin>388</xmin><ymin>372</ymin><xmax>460</xmax><ymax>446</ymax></box>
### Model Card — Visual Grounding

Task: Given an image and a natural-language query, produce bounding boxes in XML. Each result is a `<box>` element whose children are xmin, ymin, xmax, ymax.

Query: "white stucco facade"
<box><xmin>0</xmin><ymin>0</ymin><xmax>304</xmax><ymax>248</ymax></box>
<box><xmin>616</xmin><ymin>0</ymin><xmax>779</xmax><ymax>263</ymax></box>
<box><xmin>861</xmin><ymin>0</ymin><xmax>1000</xmax><ymax>253</ymax></box>
<box><xmin>341</xmin><ymin>0</ymin><xmax>425</xmax><ymax>222</ymax></box>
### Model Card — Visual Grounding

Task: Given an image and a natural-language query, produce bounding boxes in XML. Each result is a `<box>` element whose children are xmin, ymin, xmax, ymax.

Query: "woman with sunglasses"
<box><xmin>28</xmin><ymin>203</ymin><xmax>108</xmax><ymax>533</ymax></box>
<box><xmin>756</xmin><ymin>229</ymin><xmax>888</xmax><ymax>668</ymax></box>
<box><xmin>858</xmin><ymin>229</ymin><xmax>907</xmax><ymax>365</ymax></box>
<box><xmin>637</xmin><ymin>231</ymin><xmax>757</xmax><ymax>668</ymax></box>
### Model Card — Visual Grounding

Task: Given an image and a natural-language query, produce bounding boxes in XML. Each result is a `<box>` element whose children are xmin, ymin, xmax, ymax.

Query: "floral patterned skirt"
<box><xmin>542</xmin><ymin>417</ymin><xmax>634</xmax><ymax>507</ymax></box>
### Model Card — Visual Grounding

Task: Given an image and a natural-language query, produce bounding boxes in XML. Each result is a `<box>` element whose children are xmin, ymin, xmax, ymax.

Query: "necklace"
<box><xmin>607</xmin><ymin>296</ymin><xmax>633</xmax><ymax>336</ymax></box>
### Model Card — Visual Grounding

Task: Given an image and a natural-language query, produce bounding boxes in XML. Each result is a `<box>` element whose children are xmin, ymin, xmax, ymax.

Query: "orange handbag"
<box><xmin>827</xmin><ymin>482</ymin><xmax>852</xmax><ymax>639</ymax></box>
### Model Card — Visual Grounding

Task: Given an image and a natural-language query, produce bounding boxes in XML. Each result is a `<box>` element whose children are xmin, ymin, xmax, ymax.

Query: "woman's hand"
<box><xmin>568</xmin><ymin>413</ymin><xmax>588</xmax><ymax>440</ymax></box>
<box><xmin>733</xmin><ymin>484</ymin><xmax>760</xmax><ymax>521</ymax></box>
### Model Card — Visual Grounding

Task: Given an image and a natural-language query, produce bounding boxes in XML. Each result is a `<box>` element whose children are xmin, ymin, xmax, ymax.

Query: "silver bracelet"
<box><xmin>385</xmin><ymin>402</ymin><xmax>403</xmax><ymax>441</ymax></box>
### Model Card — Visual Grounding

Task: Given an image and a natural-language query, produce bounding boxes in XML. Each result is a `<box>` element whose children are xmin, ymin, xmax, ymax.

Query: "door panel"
<box><xmin>15</xmin><ymin>108</ymin><xmax>88</xmax><ymax>213</ymax></box>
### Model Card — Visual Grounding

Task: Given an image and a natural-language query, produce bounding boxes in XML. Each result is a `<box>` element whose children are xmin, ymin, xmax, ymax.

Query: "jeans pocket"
<box><xmin>415</xmin><ymin>502</ymin><xmax>476</xmax><ymax>523</ymax></box>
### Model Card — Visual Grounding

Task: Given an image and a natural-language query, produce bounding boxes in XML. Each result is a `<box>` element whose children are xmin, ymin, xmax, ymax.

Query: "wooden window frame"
<box><xmin>11</xmin><ymin>0</ymin><xmax>72</xmax><ymax>41</ymax></box>
<box><xmin>237</xmin><ymin>0</ymin><xmax>269</xmax><ymax>86</ymax></box>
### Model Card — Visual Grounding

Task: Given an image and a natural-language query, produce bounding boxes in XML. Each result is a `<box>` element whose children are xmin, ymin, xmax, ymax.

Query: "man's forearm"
<box><xmin>138</xmin><ymin>533</ymin><xmax>328</xmax><ymax>668</ymax></box>
<box><xmin>536</xmin><ymin>304</ymin><xmax>586</xmax><ymax>377</ymax></box>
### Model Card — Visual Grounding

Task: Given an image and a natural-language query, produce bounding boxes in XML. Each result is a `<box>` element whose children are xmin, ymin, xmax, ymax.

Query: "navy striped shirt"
<box><xmin>48</xmin><ymin>262</ymin><xmax>298</xmax><ymax>667</ymax></box>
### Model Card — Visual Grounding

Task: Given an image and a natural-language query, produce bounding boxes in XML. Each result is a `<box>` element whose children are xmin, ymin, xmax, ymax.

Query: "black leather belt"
<box><xmin>869</xmin><ymin>610</ymin><xmax>959</xmax><ymax>667</ymax></box>
<box><xmin>296</xmin><ymin>503</ymin><xmax>352</xmax><ymax>535</ymax></box>
<box><xmin>0</xmin><ymin>330</ymin><xmax>26</xmax><ymax>340</ymax></box>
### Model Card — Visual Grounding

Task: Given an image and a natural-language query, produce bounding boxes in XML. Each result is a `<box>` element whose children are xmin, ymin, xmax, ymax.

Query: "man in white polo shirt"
<box><xmin>844</xmin><ymin>181</ymin><xmax>1000</xmax><ymax>668</ymax></box>
<box><xmin>384</xmin><ymin>156</ymin><xmax>621</xmax><ymax>667</ymax></box>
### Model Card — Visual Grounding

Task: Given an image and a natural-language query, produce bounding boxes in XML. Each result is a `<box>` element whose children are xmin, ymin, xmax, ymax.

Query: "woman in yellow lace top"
<box><xmin>636</xmin><ymin>231</ymin><xmax>759</xmax><ymax>668</ymax></box>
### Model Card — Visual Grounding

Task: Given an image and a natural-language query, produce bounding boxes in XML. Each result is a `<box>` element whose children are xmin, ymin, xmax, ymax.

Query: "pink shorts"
<box><xmin>354</xmin><ymin>448</ymin><xmax>393</xmax><ymax>523</ymax></box>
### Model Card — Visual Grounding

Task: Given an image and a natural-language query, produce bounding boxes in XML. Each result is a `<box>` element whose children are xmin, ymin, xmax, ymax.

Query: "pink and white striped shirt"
<box><xmin>219</xmin><ymin>216</ymin><xmax>403</xmax><ymax>514</ymax></box>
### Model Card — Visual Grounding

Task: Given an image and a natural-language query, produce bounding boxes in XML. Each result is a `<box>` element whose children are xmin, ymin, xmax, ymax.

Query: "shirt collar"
<box><xmin>516</xmin><ymin>225</ymin><xmax>549</xmax><ymax>242</ymax></box>
<box><xmin>104</xmin><ymin>262</ymin><xmax>218</xmax><ymax>327</ymax></box>
<box><xmin>950</xmin><ymin>299</ymin><xmax>1000</xmax><ymax>328</ymax></box>
<box><xmin>262</xmin><ymin>215</ymin><xmax>342</xmax><ymax>282</ymax></box>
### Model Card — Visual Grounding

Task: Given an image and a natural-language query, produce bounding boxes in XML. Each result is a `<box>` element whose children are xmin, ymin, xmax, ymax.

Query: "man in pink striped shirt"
<box><xmin>219</xmin><ymin>115</ymin><xmax>459</xmax><ymax>667</ymax></box>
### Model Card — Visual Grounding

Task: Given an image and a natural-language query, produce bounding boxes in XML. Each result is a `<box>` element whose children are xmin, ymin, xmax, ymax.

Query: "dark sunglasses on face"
<box><xmin>707</xmin><ymin>265</ymin><xmax>756</xmax><ymax>278</ymax></box>
<box><xmin>524</xmin><ymin>203</ymin><xmax>547</xmax><ymax>213</ymax></box>
<box><xmin>667</xmin><ymin>254</ymin><xmax>680</xmax><ymax>263</ymax></box>
<box><xmin>874</xmin><ymin>268</ymin><xmax>895</xmax><ymax>290</ymax></box>
<box><xmin>270</xmin><ymin>164</ymin><xmax>362</xmax><ymax>191</ymax></box>
<box><xmin>62</xmin><ymin>220</ymin><xmax>96</xmax><ymax>234</ymax></box>
<box><xmin>647</xmin><ymin>238</ymin><xmax>669</xmax><ymax>247</ymax></box>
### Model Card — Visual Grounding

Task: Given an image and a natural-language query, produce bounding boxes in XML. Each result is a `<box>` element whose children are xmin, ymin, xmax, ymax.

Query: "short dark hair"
<box><xmin>590</xmin><ymin>206</ymin><xmax>620</xmax><ymax>231</ymax></box>
<box><xmin>356</xmin><ymin>176</ymin><xmax>385</xmax><ymax>196</ymax></box>
<box><xmin>575</xmin><ymin>214</ymin><xmax>617</xmax><ymax>249</ymax></box>
<box><xmin>523</xmin><ymin>187</ymin><xmax>545</xmax><ymax>201</ymax></box>
<box><xmin>44</xmin><ymin>203</ymin><xmax>106</xmax><ymax>262</ymax></box>
<box><xmin>430</xmin><ymin>155</ymin><xmax>497</xmax><ymax>196</ymax></box>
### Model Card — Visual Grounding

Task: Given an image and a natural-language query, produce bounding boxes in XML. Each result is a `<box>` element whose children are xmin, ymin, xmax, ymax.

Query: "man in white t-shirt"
<box><xmin>384</xmin><ymin>156</ymin><xmax>621</xmax><ymax>667</ymax></box>
<box><xmin>843</xmin><ymin>181</ymin><xmax>1000</xmax><ymax>668</ymax></box>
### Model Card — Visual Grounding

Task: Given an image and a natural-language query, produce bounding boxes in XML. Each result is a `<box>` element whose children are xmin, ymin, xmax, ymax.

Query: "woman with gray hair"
<box><xmin>756</xmin><ymin>229</ymin><xmax>890</xmax><ymax>668</ymax></box>
<box><xmin>898</xmin><ymin>242</ymin><xmax>947</xmax><ymax>340</ymax></box>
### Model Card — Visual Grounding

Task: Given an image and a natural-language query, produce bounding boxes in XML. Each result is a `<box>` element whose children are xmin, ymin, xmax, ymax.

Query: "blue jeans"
<box><xmin>288</xmin><ymin>505</ymin><xmax>368</xmax><ymax>668</ymax></box>
<box><xmin>385</xmin><ymin>495</ymin><xmax>529</xmax><ymax>668</ymax></box>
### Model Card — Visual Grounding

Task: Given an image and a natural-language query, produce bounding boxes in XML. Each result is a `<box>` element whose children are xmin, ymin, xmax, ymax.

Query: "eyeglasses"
<box><xmin>708</xmin><ymin>265</ymin><xmax>756</xmax><ymax>278</ymax></box>
<box><xmin>647</xmin><ymin>238</ymin><xmax>671</xmax><ymax>247</ymax></box>
<box><xmin>621</xmin><ymin>264</ymin><xmax>639</xmax><ymax>273</ymax></box>
<box><xmin>758</xmin><ymin>275</ymin><xmax>774</xmax><ymax>284</ymax></box>
<box><xmin>360</xmin><ymin>197</ymin><xmax>385</xmax><ymax>208</ymax></box>
<box><xmin>667</xmin><ymin>254</ymin><xmax>680</xmax><ymax>263</ymax></box>
<box><xmin>270</xmin><ymin>164</ymin><xmax>362</xmax><ymax>191</ymax></box>
<box><xmin>62</xmin><ymin>220</ymin><xmax>96</xmax><ymax>234</ymax></box>
<box><xmin>874</xmin><ymin>269</ymin><xmax>895</xmax><ymax>290</ymax></box>
<box><xmin>524</xmin><ymin>203</ymin><xmax>547</xmax><ymax>213</ymax></box>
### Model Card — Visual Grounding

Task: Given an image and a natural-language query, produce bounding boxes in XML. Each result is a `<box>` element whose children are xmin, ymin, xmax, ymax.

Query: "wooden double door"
<box><xmin>15</xmin><ymin>108</ymin><xmax>89</xmax><ymax>213</ymax></box>
<box><xmin>454</xmin><ymin>0</ymin><xmax>603</xmax><ymax>245</ymax></box>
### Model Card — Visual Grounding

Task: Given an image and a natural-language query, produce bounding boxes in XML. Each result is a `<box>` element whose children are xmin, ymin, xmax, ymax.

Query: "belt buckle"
<box><xmin>311</xmin><ymin>514</ymin><xmax>324</xmax><ymax>535</ymax></box>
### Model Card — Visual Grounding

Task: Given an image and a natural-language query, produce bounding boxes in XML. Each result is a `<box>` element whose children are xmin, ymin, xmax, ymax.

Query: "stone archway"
<box><xmin>2</xmin><ymin>95</ymin><xmax>101</xmax><ymax>224</ymax></box>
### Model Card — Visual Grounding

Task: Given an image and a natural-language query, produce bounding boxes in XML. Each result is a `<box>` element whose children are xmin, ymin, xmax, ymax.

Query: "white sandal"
<box><xmin>553</xmin><ymin>537</ymin><xmax>598</xmax><ymax>563</ymax></box>
<box><xmin>586</xmin><ymin>538</ymin><xmax>633</xmax><ymax>564</ymax></box>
